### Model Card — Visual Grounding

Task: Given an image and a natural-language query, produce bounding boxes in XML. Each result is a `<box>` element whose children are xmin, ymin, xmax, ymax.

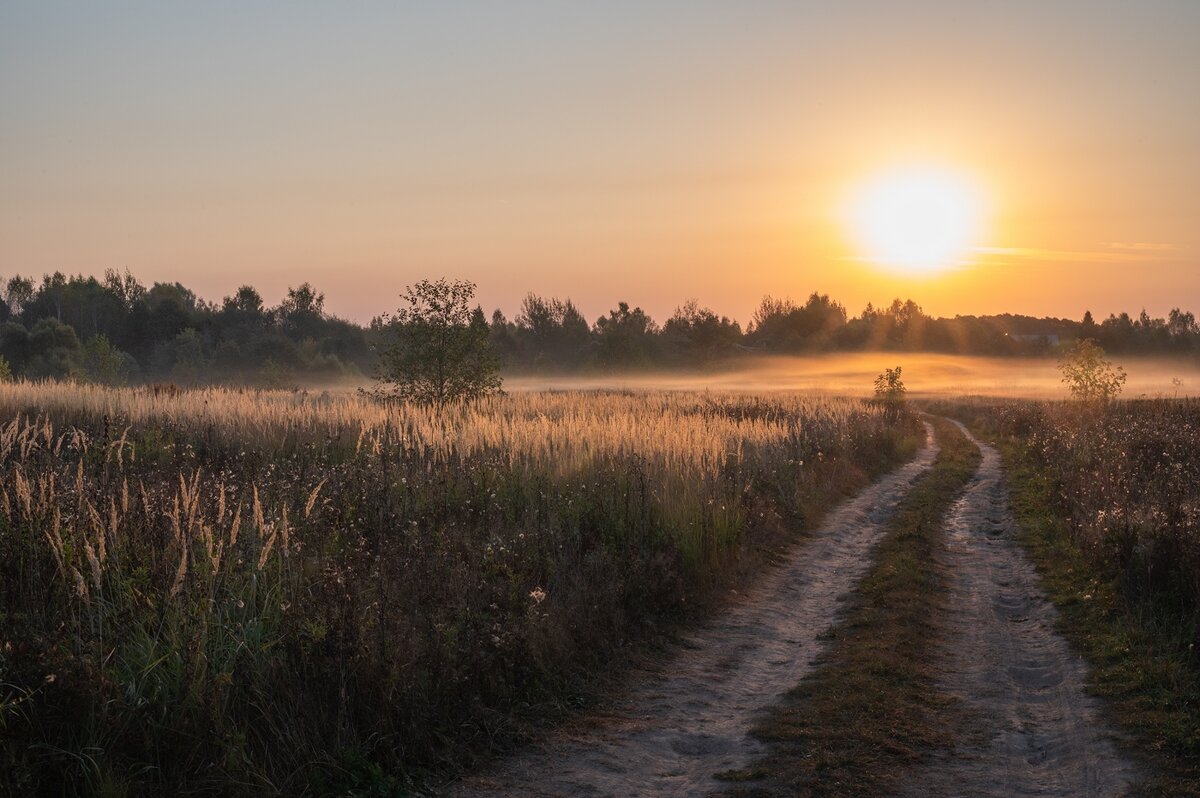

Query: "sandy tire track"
<box><xmin>901</xmin><ymin>421</ymin><xmax>1135</xmax><ymax>797</ymax></box>
<box><xmin>447</xmin><ymin>423</ymin><xmax>938</xmax><ymax>798</ymax></box>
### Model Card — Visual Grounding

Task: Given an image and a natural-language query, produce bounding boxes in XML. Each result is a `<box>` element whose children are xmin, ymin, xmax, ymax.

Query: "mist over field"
<box><xmin>504</xmin><ymin>353</ymin><xmax>1200</xmax><ymax>399</ymax></box>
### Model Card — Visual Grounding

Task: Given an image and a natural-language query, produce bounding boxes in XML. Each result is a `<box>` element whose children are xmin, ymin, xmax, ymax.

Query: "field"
<box><xmin>3</xmin><ymin>381</ymin><xmax>1199</xmax><ymax>796</ymax></box>
<box><xmin>0</xmin><ymin>383</ymin><xmax>919</xmax><ymax>795</ymax></box>
<box><xmin>7</xmin><ymin>1</ymin><xmax>1197</xmax><ymax>795</ymax></box>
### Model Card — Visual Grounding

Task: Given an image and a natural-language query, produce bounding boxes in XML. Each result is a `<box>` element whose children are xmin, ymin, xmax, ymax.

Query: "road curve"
<box><xmin>449</xmin><ymin>423</ymin><xmax>938</xmax><ymax>798</ymax></box>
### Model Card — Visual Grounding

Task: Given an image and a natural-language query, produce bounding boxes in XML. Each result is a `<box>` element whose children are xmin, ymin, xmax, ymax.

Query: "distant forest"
<box><xmin>0</xmin><ymin>270</ymin><xmax>1196</xmax><ymax>385</ymax></box>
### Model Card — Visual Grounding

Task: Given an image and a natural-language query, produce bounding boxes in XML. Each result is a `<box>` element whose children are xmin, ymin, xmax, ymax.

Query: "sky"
<box><xmin>2</xmin><ymin>1</ymin><xmax>1198</xmax><ymax>326</ymax></box>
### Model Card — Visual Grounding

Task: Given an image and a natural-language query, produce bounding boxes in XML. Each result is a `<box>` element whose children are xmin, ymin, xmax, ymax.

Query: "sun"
<box><xmin>849</xmin><ymin>165</ymin><xmax>984</xmax><ymax>275</ymax></box>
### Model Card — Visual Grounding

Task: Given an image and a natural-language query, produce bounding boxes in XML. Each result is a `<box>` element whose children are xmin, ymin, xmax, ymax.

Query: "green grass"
<box><xmin>717</xmin><ymin>416</ymin><xmax>981</xmax><ymax>797</ymax></box>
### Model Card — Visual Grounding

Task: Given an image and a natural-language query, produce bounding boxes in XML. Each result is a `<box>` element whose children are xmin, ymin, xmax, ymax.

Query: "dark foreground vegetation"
<box><xmin>718</xmin><ymin>417</ymin><xmax>981</xmax><ymax>797</ymax></box>
<box><xmin>943</xmin><ymin>399</ymin><xmax>1200</xmax><ymax>794</ymax></box>
<box><xmin>1</xmin><ymin>269</ymin><xmax>1199</xmax><ymax>386</ymax></box>
<box><xmin>0</xmin><ymin>386</ymin><xmax>920</xmax><ymax>795</ymax></box>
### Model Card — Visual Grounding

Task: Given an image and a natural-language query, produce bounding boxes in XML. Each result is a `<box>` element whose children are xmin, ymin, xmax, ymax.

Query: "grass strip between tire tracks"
<box><xmin>716</xmin><ymin>415</ymin><xmax>980</xmax><ymax>797</ymax></box>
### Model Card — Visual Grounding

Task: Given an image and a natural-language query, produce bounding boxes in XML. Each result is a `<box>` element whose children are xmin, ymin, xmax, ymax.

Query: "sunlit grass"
<box><xmin>0</xmin><ymin>382</ymin><xmax>919</xmax><ymax>794</ymax></box>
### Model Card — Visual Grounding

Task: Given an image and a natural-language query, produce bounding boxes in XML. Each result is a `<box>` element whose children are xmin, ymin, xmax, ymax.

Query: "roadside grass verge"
<box><xmin>937</xmin><ymin>400</ymin><xmax>1200</xmax><ymax>796</ymax></box>
<box><xmin>717</xmin><ymin>416</ymin><xmax>980</xmax><ymax>797</ymax></box>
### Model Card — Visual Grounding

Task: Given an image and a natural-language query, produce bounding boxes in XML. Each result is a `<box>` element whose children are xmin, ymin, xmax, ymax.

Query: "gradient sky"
<box><xmin>3</xmin><ymin>1</ymin><xmax>1198</xmax><ymax>325</ymax></box>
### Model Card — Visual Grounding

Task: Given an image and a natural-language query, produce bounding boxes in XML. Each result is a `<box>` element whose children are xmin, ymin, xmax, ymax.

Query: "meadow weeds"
<box><xmin>0</xmin><ymin>383</ymin><xmax>919</xmax><ymax>795</ymax></box>
<box><xmin>954</xmin><ymin>399</ymin><xmax>1200</xmax><ymax>642</ymax></box>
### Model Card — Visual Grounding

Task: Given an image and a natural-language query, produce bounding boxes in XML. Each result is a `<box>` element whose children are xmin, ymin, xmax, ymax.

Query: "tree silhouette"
<box><xmin>372</xmin><ymin>279</ymin><xmax>502</xmax><ymax>406</ymax></box>
<box><xmin>593</xmin><ymin>302</ymin><xmax>659</xmax><ymax>367</ymax></box>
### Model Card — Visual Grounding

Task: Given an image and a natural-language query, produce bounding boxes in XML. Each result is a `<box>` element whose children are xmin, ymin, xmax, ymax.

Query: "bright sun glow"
<box><xmin>850</xmin><ymin>166</ymin><xmax>984</xmax><ymax>275</ymax></box>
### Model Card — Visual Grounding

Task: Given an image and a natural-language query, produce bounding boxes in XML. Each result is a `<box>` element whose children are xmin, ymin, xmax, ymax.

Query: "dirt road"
<box><xmin>451</xmin><ymin>420</ymin><xmax>1137</xmax><ymax>797</ymax></box>
<box><xmin>450</xmin><ymin>423</ymin><xmax>937</xmax><ymax>797</ymax></box>
<box><xmin>900</xmin><ymin>422</ymin><xmax>1134</xmax><ymax>797</ymax></box>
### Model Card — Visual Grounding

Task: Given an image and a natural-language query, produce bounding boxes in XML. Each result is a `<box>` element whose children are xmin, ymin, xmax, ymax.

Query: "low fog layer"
<box><xmin>502</xmin><ymin>353</ymin><xmax>1200</xmax><ymax>399</ymax></box>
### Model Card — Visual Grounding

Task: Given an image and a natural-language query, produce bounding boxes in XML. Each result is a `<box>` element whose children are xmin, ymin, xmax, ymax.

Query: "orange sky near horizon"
<box><xmin>2</xmin><ymin>2</ymin><xmax>1198</xmax><ymax>326</ymax></box>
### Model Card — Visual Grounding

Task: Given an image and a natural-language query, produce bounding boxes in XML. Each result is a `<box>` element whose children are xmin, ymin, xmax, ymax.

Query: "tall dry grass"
<box><xmin>0</xmin><ymin>382</ymin><xmax>920</xmax><ymax>795</ymax></box>
<box><xmin>0</xmin><ymin>381</ymin><xmax>876</xmax><ymax>471</ymax></box>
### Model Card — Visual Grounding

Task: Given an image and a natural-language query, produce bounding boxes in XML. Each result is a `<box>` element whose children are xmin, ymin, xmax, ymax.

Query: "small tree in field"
<box><xmin>372</xmin><ymin>279</ymin><xmax>502</xmax><ymax>406</ymax></box>
<box><xmin>82</xmin><ymin>335</ymin><xmax>131</xmax><ymax>386</ymax></box>
<box><xmin>1059</xmin><ymin>339</ymin><xmax>1125</xmax><ymax>402</ymax></box>
<box><xmin>873</xmin><ymin>366</ymin><xmax>907</xmax><ymax>419</ymax></box>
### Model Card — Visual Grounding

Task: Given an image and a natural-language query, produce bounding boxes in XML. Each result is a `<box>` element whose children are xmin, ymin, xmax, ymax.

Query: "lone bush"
<box><xmin>873</xmin><ymin>366</ymin><xmax>907</xmax><ymax>419</ymax></box>
<box><xmin>372</xmin><ymin>278</ymin><xmax>502</xmax><ymax>406</ymax></box>
<box><xmin>1058</xmin><ymin>338</ymin><xmax>1125</xmax><ymax>402</ymax></box>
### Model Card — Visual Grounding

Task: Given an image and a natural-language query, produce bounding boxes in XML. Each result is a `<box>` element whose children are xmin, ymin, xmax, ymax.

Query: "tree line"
<box><xmin>0</xmin><ymin>269</ymin><xmax>1196</xmax><ymax>385</ymax></box>
<box><xmin>0</xmin><ymin>271</ymin><xmax>368</xmax><ymax>386</ymax></box>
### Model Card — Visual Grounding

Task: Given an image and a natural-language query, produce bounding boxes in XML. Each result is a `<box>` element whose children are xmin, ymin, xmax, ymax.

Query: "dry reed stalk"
<box><xmin>83</xmin><ymin>540</ymin><xmax>101</xmax><ymax>592</ymax></box>
<box><xmin>108</xmin><ymin>497</ymin><xmax>120</xmax><ymax>551</ymax></box>
<box><xmin>252</xmin><ymin>485</ymin><xmax>276</xmax><ymax>569</ymax></box>
<box><xmin>71</xmin><ymin>566</ymin><xmax>88</xmax><ymax>601</ymax></box>
<box><xmin>113</xmin><ymin>425</ymin><xmax>130</xmax><ymax>467</ymax></box>
<box><xmin>168</xmin><ymin>496</ymin><xmax>182</xmax><ymax>544</ymax></box>
<box><xmin>252</xmin><ymin>485</ymin><xmax>264</xmax><ymax>533</ymax></box>
<box><xmin>13</xmin><ymin>467</ymin><xmax>31</xmax><ymax>519</ymax></box>
<box><xmin>84</xmin><ymin>499</ymin><xmax>105</xmax><ymax>564</ymax></box>
<box><xmin>45</xmin><ymin>508</ymin><xmax>65</xmax><ymax>576</ymax></box>
<box><xmin>229</xmin><ymin>502</ymin><xmax>242</xmax><ymax>548</ymax></box>
<box><xmin>169</xmin><ymin>546</ymin><xmax>188</xmax><ymax>598</ymax></box>
<box><xmin>304</xmin><ymin>479</ymin><xmax>326</xmax><ymax>519</ymax></box>
<box><xmin>257</xmin><ymin>527</ymin><xmax>276</xmax><ymax>570</ymax></box>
